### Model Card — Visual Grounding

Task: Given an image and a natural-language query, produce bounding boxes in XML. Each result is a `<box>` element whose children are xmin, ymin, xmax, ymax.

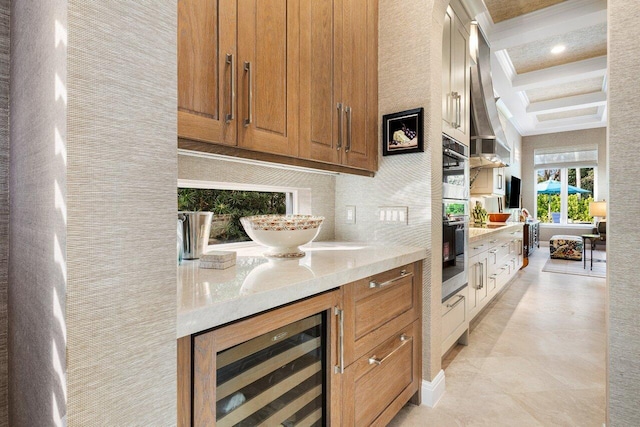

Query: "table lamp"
<box><xmin>589</xmin><ymin>200</ymin><xmax>607</xmax><ymax>234</ymax></box>
<box><xmin>589</xmin><ymin>200</ymin><xmax>606</xmax><ymax>221</ymax></box>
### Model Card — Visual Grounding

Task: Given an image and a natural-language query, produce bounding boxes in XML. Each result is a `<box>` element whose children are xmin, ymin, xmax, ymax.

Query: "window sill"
<box><xmin>539</xmin><ymin>223</ymin><xmax>595</xmax><ymax>228</ymax></box>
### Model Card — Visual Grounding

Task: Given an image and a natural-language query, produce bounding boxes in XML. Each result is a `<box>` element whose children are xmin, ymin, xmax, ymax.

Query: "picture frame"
<box><xmin>382</xmin><ymin>107</ymin><xmax>424</xmax><ymax>156</ymax></box>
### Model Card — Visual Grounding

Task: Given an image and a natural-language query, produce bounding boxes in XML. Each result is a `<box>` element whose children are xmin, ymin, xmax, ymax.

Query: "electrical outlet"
<box><xmin>346</xmin><ymin>205</ymin><xmax>356</xmax><ymax>224</ymax></box>
<box><xmin>378</xmin><ymin>206</ymin><xmax>408</xmax><ymax>224</ymax></box>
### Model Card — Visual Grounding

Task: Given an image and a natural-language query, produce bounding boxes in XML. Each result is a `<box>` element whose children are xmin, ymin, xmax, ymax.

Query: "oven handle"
<box><xmin>443</xmin><ymin>148</ymin><xmax>468</xmax><ymax>161</ymax></box>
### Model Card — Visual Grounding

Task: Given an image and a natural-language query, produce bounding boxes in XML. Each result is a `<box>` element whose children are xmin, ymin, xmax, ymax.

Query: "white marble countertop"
<box><xmin>177</xmin><ymin>242</ymin><xmax>427</xmax><ymax>338</ymax></box>
<box><xmin>469</xmin><ymin>222</ymin><xmax>523</xmax><ymax>242</ymax></box>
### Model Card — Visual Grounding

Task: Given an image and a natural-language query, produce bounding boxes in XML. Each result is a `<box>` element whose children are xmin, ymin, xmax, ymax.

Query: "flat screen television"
<box><xmin>507</xmin><ymin>176</ymin><xmax>521</xmax><ymax>209</ymax></box>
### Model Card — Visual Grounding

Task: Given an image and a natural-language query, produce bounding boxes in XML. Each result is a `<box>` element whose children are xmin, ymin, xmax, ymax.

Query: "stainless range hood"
<box><xmin>469</xmin><ymin>24</ymin><xmax>511</xmax><ymax>169</ymax></box>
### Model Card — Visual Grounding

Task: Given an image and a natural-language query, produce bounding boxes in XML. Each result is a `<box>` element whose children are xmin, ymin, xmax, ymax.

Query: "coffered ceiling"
<box><xmin>465</xmin><ymin>0</ymin><xmax>607</xmax><ymax>136</ymax></box>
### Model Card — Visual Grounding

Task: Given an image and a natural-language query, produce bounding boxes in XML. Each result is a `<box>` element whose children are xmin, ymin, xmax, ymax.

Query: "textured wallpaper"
<box><xmin>0</xmin><ymin>1</ymin><xmax>8</xmax><ymax>425</ymax></box>
<box><xmin>335</xmin><ymin>0</ymin><xmax>449</xmax><ymax>381</ymax></box>
<box><xmin>67</xmin><ymin>1</ymin><xmax>177</xmax><ymax>425</ymax></box>
<box><xmin>608</xmin><ymin>1</ymin><xmax>640</xmax><ymax>424</ymax></box>
<box><xmin>9</xmin><ymin>1</ymin><xmax>68</xmax><ymax>425</ymax></box>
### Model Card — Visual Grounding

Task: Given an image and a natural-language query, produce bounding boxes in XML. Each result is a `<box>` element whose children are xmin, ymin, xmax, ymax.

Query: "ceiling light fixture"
<box><xmin>551</xmin><ymin>44</ymin><xmax>566</xmax><ymax>54</ymax></box>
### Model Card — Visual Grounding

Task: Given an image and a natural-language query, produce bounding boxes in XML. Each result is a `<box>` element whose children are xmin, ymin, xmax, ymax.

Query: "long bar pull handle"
<box><xmin>369</xmin><ymin>334</ymin><xmax>413</xmax><ymax>366</ymax></box>
<box><xmin>345</xmin><ymin>106</ymin><xmax>352</xmax><ymax>153</ymax></box>
<box><xmin>243</xmin><ymin>61</ymin><xmax>252</xmax><ymax>127</ymax></box>
<box><xmin>446</xmin><ymin>294</ymin><xmax>464</xmax><ymax>308</ymax></box>
<box><xmin>369</xmin><ymin>269</ymin><xmax>411</xmax><ymax>288</ymax></box>
<box><xmin>456</xmin><ymin>93</ymin><xmax>461</xmax><ymax>129</ymax></box>
<box><xmin>225</xmin><ymin>54</ymin><xmax>235</xmax><ymax>123</ymax></box>
<box><xmin>450</xmin><ymin>91</ymin><xmax>458</xmax><ymax>127</ymax></box>
<box><xmin>334</xmin><ymin>307</ymin><xmax>344</xmax><ymax>374</ymax></box>
<box><xmin>336</xmin><ymin>103</ymin><xmax>343</xmax><ymax>151</ymax></box>
<box><xmin>480</xmin><ymin>261</ymin><xmax>484</xmax><ymax>289</ymax></box>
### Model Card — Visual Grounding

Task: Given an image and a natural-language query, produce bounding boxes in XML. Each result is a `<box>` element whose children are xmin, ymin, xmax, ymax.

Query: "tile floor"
<box><xmin>389</xmin><ymin>247</ymin><xmax>606</xmax><ymax>426</ymax></box>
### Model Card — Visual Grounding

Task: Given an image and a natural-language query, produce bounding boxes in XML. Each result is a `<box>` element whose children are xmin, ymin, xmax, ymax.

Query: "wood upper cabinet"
<box><xmin>237</xmin><ymin>0</ymin><xmax>299</xmax><ymax>156</ymax></box>
<box><xmin>178</xmin><ymin>0</ymin><xmax>298</xmax><ymax>156</ymax></box>
<box><xmin>442</xmin><ymin>3</ymin><xmax>470</xmax><ymax>145</ymax></box>
<box><xmin>298</xmin><ymin>0</ymin><xmax>378</xmax><ymax>171</ymax></box>
<box><xmin>178</xmin><ymin>0</ymin><xmax>237</xmax><ymax>146</ymax></box>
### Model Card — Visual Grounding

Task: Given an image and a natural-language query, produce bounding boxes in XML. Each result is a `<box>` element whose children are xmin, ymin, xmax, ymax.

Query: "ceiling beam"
<box><xmin>487</xmin><ymin>0</ymin><xmax>607</xmax><ymax>51</ymax></box>
<box><xmin>511</xmin><ymin>56</ymin><xmax>607</xmax><ymax>91</ymax></box>
<box><xmin>526</xmin><ymin>92</ymin><xmax>607</xmax><ymax>114</ymax></box>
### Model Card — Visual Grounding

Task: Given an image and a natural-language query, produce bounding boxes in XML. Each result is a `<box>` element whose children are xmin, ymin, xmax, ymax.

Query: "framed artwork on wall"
<box><xmin>382</xmin><ymin>107</ymin><xmax>424</xmax><ymax>156</ymax></box>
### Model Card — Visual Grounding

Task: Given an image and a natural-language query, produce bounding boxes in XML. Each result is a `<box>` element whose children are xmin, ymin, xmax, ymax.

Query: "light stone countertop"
<box><xmin>469</xmin><ymin>222</ymin><xmax>523</xmax><ymax>242</ymax></box>
<box><xmin>177</xmin><ymin>241</ymin><xmax>427</xmax><ymax>338</ymax></box>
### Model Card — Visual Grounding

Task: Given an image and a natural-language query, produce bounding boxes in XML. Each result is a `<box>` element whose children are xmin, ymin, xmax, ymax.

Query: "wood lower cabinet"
<box><xmin>466</xmin><ymin>228</ymin><xmax>523</xmax><ymax>323</ymax></box>
<box><xmin>178</xmin><ymin>262</ymin><xmax>422</xmax><ymax>426</ymax></box>
<box><xmin>179</xmin><ymin>0</ymin><xmax>378</xmax><ymax>174</ymax></box>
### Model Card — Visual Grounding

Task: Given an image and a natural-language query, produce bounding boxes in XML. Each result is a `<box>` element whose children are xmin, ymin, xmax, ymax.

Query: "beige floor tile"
<box><xmin>390</xmin><ymin>248</ymin><xmax>606</xmax><ymax>426</ymax></box>
<box><xmin>509</xmin><ymin>389</ymin><xmax>605</xmax><ymax>427</ymax></box>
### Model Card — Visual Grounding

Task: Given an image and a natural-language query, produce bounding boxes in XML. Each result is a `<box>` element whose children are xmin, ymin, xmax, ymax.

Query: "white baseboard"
<box><xmin>420</xmin><ymin>369</ymin><xmax>446</xmax><ymax>408</ymax></box>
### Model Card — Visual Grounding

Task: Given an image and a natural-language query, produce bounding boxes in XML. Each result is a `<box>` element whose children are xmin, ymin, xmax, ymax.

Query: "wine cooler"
<box><xmin>214</xmin><ymin>313</ymin><xmax>326</xmax><ymax>427</ymax></box>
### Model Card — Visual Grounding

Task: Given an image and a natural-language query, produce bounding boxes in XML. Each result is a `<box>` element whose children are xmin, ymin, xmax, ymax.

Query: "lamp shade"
<box><xmin>589</xmin><ymin>201</ymin><xmax>607</xmax><ymax>218</ymax></box>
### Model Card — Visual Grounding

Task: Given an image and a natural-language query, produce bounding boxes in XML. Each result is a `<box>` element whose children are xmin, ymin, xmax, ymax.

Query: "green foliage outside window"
<box><xmin>536</xmin><ymin>194</ymin><xmax>594</xmax><ymax>223</ymax></box>
<box><xmin>178</xmin><ymin>188</ymin><xmax>287</xmax><ymax>243</ymax></box>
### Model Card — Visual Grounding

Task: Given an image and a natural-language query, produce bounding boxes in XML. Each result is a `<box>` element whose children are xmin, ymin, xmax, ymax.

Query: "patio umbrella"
<box><xmin>536</xmin><ymin>179</ymin><xmax>591</xmax><ymax>222</ymax></box>
<box><xmin>536</xmin><ymin>179</ymin><xmax>591</xmax><ymax>195</ymax></box>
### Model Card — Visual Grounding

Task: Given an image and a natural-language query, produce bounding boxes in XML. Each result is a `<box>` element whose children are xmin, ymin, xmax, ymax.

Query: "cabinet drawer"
<box><xmin>442</xmin><ymin>294</ymin><xmax>465</xmax><ymax>338</ymax></box>
<box><xmin>353</xmin><ymin>264</ymin><xmax>416</xmax><ymax>340</ymax></box>
<box><xmin>343</xmin><ymin>321</ymin><xmax>419</xmax><ymax>427</ymax></box>
<box><xmin>342</xmin><ymin>262</ymin><xmax>421</xmax><ymax>366</ymax></box>
<box><xmin>469</xmin><ymin>240</ymin><xmax>489</xmax><ymax>258</ymax></box>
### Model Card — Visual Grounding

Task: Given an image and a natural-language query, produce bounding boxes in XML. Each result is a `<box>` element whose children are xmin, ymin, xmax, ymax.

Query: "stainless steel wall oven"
<box><xmin>442</xmin><ymin>134</ymin><xmax>469</xmax><ymax>301</ymax></box>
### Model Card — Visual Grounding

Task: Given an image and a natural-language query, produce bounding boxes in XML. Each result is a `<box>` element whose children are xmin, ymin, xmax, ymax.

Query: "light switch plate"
<box><xmin>378</xmin><ymin>206</ymin><xmax>409</xmax><ymax>224</ymax></box>
<box><xmin>346</xmin><ymin>205</ymin><xmax>356</xmax><ymax>224</ymax></box>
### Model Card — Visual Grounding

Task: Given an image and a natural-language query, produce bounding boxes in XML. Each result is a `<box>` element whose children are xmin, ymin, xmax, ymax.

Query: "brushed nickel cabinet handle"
<box><xmin>345</xmin><ymin>106</ymin><xmax>352</xmax><ymax>153</ymax></box>
<box><xmin>489</xmin><ymin>239</ymin><xmax>498</xmax><ymax>244</ymax></box>
<box><xmin>334</xmin><ymin>306</ymin><xmax>344</xmax><ymax>374</ymax></box>
<box><xmin>243</xmin><ymin>61</ymin><xmax>252</xmax><ymax>127</ymax></box>
<box><xmin>451</xmin><ymin>91</ymin><xmax>458</xmax><ymax>127</ymax></box>
<box><xmin>369</xmin><ymin>269</ymin><xmax>410</xmax><ymax>288</ymax></box>
<box><xmin>446</xmin><ymin>294</ymin><xmax>464</xmax><ymax>308</ymax></box>
<box><xmin>336</xmin><ymin>103</ymin><xmax>343</xmax><ymax>151</ymax></box>
<box><xmin>368</xmin><ymin>334</ymin><xmax>412</xmax><ymax>366</ymax></box>
<box><xmin>456</xmin><ymin>93</ymin><xmax>461</xmax><ymax>129</ymax></box>
<box><xmin>480</xmin><ymin>261</ymin><xmax>484</xmax><ymax>288</ymax></box>
<box><xmin>225</xmin><ymin>53</ymin><xmax>235</xmax><ymax>124</ymax></box>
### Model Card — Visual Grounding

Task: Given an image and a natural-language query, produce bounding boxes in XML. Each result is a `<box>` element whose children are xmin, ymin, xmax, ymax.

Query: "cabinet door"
<box><xmin>442</xmin><ymin>7</ymin><xmax>454</xmax><ymax>134</ymax></box>
<box><xmin>237</xmin><ymin>0</ymin><xmax>299</xmax><ymax>156</ymax></box>
<box><xmin>451</xmin><ymin>11</ymin><xmax>470</xmax><ymax>145</ymax></box>
<box><xmin>340</xmin><ymin>0</ymin><xmax>378</xmax><ymax>171</ymax></box>
<box><xmin>178</xmin><ymin>0</ymin><xmax>237</xmax><ymax>146</ymax></box>
<box><xmin>298</xmin><ymin>0</ymin><xmax>341</xmax><ymax>164</ymax></box>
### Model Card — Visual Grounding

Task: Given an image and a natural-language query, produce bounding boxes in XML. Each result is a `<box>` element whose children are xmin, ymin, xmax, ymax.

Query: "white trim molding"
<box><xmin>421</xmin><ymin>370</ymin><xmax>446</xmax><ymax>408</ymax></box>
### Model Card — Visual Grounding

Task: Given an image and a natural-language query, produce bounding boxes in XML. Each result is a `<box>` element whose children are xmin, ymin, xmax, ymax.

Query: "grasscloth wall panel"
<box><xmin>0</xmin><ymin>1</ymin><xmax>8</xmax><ymax>425</ymax></box>
<box><xmin>9</xmin><ymin>1</ymin><xmax>67</xmax><ymax>425</ymax></box>
<box><xmin>178</xmin><ymin>154</ymin><xmax>336</xmax><ymax>241</ymax></box>
<box><xmin>335</xmin><ymin>0</ymin><xmax>448</xmax><ymax>381</ymax></box>
<box><xmin>67</xmin><ymin>2</ymin><xmax>177</xmax><ymax>424</ymax></box>
<box><xmin>608</xmin><ymin>1</ymin><xmax>640</xmax><ymax>424</ymax></box>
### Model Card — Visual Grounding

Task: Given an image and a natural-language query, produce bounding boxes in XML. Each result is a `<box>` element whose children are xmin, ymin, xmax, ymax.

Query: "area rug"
<box><xmin>542</xmin><ymin>249</ymin><xmax>606</xmax><ymax>278</ymax></box>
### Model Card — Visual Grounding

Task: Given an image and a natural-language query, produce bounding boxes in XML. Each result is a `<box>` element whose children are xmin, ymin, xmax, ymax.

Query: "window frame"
<box><xmin>178</xmin><ymin>179</ymin><xmax>310</xmax><ymax>249</ymax></box>
<box><xmin>534</xmin><ymin>166</ymin><xmax>597</xmax><ymax>226</ymax></box>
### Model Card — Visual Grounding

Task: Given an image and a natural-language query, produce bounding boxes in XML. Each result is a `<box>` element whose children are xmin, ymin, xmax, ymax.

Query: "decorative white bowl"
<box><xmin>240</xmin><ymin>215</ymin><xmax>324</xmax><ymax>258</ymax></box>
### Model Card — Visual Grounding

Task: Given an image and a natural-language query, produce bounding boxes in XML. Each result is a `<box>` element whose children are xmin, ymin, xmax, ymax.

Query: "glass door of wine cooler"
<box><xmin>214</xmin><ymin>313</ymin><xmax>326</xmax><ymax>427</ymax></box>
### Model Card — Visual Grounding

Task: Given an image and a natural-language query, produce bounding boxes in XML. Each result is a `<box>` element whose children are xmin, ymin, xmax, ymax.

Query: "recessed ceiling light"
<box><xmin>551</xmin><ymin>44</ymin><xmax>566</xmax><ymax>54</ymax></box>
